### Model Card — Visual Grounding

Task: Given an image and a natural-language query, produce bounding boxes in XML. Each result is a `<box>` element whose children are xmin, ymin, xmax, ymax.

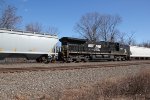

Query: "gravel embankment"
<box><xmin>0</xmin><ymin>63</ymin><xmax>150</xmax><ymax>99</ymax></box>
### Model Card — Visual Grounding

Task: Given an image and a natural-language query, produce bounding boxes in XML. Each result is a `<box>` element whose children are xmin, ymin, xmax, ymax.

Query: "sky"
<box><xmin>3</xmin><ymin>0</ymin><xmax>150</xmax><ymax>43</ymax></box>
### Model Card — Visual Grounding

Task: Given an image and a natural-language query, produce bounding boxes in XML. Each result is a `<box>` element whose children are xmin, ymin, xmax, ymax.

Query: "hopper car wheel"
<box><xmin>36</xmin><ymin>58</ymin><xmax>40</xmax><ymax>63</ymax></box>
<box><xmin>36</xmin><ymin>58</ymin><xmax>42</xmax><ymax>63</ymax></box>
<box><xmin>36</xmin><ymin>56</ymin><xmax>50</xmax><ymax>63</ymax></box>
<box><xmin>41</xmin><ymin>56</ymin><xmax>50</xmax><ymax>64</ymax></box>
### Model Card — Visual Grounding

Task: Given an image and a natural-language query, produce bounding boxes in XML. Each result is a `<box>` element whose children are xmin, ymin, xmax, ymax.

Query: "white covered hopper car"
<box><xmin>130</xmin><ymin>46</ymin><xmax>150</xmax><ymax>60</ymax></box>
<box><xmin>0</xmin><ymin>29</ymin><xmax>58</xmax><ymax>63</ymax></box>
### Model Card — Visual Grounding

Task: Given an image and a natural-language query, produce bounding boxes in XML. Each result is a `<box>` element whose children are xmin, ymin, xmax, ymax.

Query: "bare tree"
<box><xmin>75</xmin><ymin>12</ymin><xmax>122</xmax><ymax>42</ymax></box>
<box><xmin>26</xmin><ymin>23</ymin><xmax>59</xmax><ymax>35</ymax></box>
<box><xmin>25</xmin><ymin>22</ymin><xmax>43</xmax><ymax>33</ymax></box>
<box><xmin>140</xmin><ymin>41</ymin><xmax>150</xmax><ymax>48</ymax></box>
<box><xmin>46</xmin><ymin>26</ymin><xmax>59</xmax><ymax>35</ymax></box>
<box><xmin>75</xmin><ymin>12</ymin><xmax>102</xmax><ymax>42</ymax></box>
<box><xmin>118</xmin><ymin>32</ymin><xmax>126</xmax><ymax>44</ymax></box>
<box><xmin>99</xmin><ymin>14</ymin><xmax>121</xmax><ymax>42</ymax></box>
<box><xmin>126</xmin><ymin>33</ymin><xmax>136</xmax><ymax>45</ymax></box>
<box><xmin>0</xmin><ymin>5</ymin><xmax>22</xmax><ymax>29</ymax></box>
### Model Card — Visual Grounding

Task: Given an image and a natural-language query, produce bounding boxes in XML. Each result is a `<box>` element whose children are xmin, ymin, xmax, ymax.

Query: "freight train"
<box><xmin>0</xmin><ymin>29</ymin><xmax>150</xmax><ymax>63</ymax></box>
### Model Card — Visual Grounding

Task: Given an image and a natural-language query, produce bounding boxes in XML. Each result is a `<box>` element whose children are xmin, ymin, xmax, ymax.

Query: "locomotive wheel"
<box><xmin>117</xmin><ymin>57</ymin><xmax>122</xmax><ymax>61</ymax></box>
<box><xmin>113</xmin><ymin>57</ymin><xmax>117</xmax><ymax>61</ymax></box>
<box><xmin>121</xmin><ymin>57</ymin><xmax>126</xmax><ymax>61</ymax></box>
<box><xmin>75</xmin><ymin>58</ymin><xmax>81</xmax><ymax>63</ymax></box>
<box><xmin>66</xmin><ymin>57</ymin><xmax>73</xmax><ymax>63</ymax></box>
<box><xmin>84</xmin><ymin>57</ymin><xmax>89</xmax><ymax>62</ymax></box>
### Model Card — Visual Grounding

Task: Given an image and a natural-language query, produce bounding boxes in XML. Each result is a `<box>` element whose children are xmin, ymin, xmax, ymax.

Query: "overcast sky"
<box><xmin>5</xmin><ymin>0</ymin><xmax>150</xmax><ymax>43</ymax></box>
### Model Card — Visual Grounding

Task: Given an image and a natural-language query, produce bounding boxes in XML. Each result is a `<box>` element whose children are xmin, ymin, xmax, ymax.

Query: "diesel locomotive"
<box><xmin>58</xmin><ymin>37</ymin><xmax>130</xmax><ymax>62</ymax></box>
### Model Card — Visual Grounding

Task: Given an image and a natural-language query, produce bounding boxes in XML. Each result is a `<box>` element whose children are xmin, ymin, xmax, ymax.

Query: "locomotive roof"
<box><xmin>59</xmin><ymin>37</ymin><xmax>87</xmax><ymax>44</ymax></box>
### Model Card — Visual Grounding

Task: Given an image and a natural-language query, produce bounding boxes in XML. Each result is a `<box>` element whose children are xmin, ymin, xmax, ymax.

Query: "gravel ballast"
<box><xmin>0</xmin><ymin>63</ymin><xmax>149</xmax><ymax>99</ymax></box>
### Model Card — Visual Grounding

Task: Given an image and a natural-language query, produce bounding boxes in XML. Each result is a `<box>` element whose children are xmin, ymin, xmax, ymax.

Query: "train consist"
<box><xmin>0</xmin><ymin>29</ymin><xmax>150</xmax><ymax>63</ymax></box>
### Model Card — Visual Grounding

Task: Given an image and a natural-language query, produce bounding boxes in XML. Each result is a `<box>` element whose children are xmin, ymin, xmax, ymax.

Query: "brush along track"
<box><xmin>0</xmin><ymin>61</ymin><xmax>150</xmax><ymax>73</ymax></box>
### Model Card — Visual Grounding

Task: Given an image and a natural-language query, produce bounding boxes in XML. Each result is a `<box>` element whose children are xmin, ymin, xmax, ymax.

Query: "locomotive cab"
<box><xmin>59</xmin><ymin>37</ymin><xmax>87</xmax><ymax>62</ymax></box>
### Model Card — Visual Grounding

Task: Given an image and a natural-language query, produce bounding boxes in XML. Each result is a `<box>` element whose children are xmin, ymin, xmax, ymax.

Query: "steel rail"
<box><xmin>0</xmin><ymin>61</ymin><xmax>150</xmax><ymax>73</ymax></box>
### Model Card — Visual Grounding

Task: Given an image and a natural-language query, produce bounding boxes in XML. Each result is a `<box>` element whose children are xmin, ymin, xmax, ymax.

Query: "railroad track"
<box><xmin>0</xmin><ymin>61</ymin><xmax>150</xmax><ymax>73</ymax></box>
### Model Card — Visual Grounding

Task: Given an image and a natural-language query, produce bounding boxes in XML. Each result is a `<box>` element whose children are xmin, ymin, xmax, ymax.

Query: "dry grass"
<box><xmin>15</xmin><ymin>93</ymin><xmax>54</xmax><ymax>100</ymax></box>
<box><xmin>59</xmin><ymin>84</ymin><xmax>96</xmax><ymax>100</ymax></box>
<box><xmin>14</xmin><ymin>69</ymin><xmax>150</xmax><ymax>100</ymax></box>
<box><xmin>59</xmin><ymin>69</ymin><xmax>150</xmax><ymax>100</ymax></box>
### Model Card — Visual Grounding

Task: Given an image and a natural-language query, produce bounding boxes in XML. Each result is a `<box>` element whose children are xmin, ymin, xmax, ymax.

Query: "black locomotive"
<box><xmin>58</xmin><ymin>37</ymin><xmax>130</xmax><ymax>62</ymax></box>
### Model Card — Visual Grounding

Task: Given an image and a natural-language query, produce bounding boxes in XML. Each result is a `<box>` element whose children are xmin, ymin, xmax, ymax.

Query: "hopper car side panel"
<box><xmin>130</xmin><ymin>46</ymin><xmax>150</xmax><ymax>60</ymax></box>
<box><xmin>0</xmin><ymin>29</ymin><xmax>58</xmax><ymax>62</ymax></box>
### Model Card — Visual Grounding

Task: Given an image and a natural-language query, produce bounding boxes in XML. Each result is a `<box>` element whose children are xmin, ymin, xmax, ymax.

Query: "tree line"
<box><xmin>0</xmin><ymin>2</ymin><xmax>149</xmax><ymax>47</ymax></box>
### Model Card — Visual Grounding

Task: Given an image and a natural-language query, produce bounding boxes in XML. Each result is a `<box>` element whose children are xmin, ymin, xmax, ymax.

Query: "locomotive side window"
<box><xmin>62</xmin><ymin>42</ymin><xmax>67</xmax><ymax>45</ymax></box>
<box><xmin>116</xmin><ymin>43</ymin><xmax>120</xmax><ymax>51</ymax></box>
<box><xmin>88</xmin><ymin>44</ymin><xmax>94</xmax><ymax>48</ymax></box>
<box><xmin>96</xmin><ymin>45</ymin><xmax>101</xmax><ymax>48</ymax></box>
